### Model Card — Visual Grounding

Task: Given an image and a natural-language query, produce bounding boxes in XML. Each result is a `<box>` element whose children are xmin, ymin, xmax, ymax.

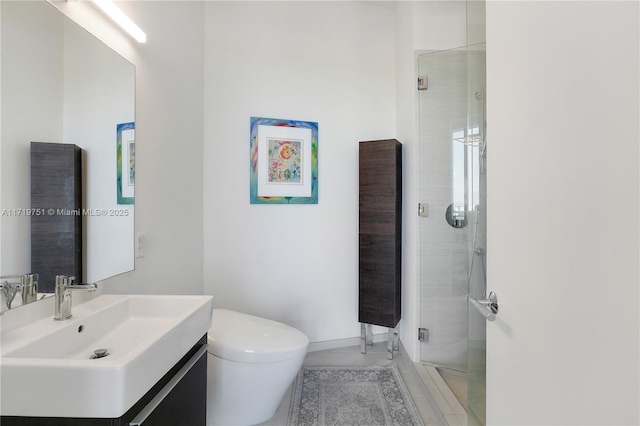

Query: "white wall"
<box><xmin>487</xmin><ymin>1</ymin><xmax>639</xmax><ymax>424</ymax></box>
<box><xmin>395</xmin><ymin>0</ymin><xmax>420</xmax><ymax>362</ymax></box>
<box><xmin>202</xmin><ymin>1</ymin><xmax>396</xmax><ymax>342</ymax></box>
<box><xmin>413</xmin><ymin>0</ymin><xmax>466</xmax><ymax>50</ymax></box>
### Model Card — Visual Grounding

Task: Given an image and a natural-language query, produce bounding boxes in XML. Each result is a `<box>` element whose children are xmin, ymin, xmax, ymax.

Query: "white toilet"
<box><xmin>206</xmin><ymin>309</ymin><xmax>309</xmax><ymax>425</ymax></box>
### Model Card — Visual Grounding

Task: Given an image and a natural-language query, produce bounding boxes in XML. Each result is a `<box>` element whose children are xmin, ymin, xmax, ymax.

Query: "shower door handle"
<box><xmin>470</xmin><ymin>291</ymin><xmax>498</xmax><ymax>321</ymax></box>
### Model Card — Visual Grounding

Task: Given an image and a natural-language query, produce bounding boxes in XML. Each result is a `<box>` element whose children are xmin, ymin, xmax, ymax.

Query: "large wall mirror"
<box><xmin>1</xmin><ymin>1</ymin><xmax>135</xmax><ymax>305</ymax></box>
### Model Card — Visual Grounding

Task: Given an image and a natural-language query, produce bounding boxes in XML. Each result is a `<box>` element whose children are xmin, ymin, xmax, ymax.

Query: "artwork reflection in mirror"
<box><xmin>0</xmin><ymin>1</ymin><xmax>135</xmax><ymax>311</ymax></box>
<box><xmin>117</xmin><ymin>122</ymin><xmax>135</xmax><ymax>205</ymax></box>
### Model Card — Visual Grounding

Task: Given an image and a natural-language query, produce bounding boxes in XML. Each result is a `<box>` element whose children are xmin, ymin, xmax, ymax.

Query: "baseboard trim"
<box><xmin>308</xmin><ymin>333</ymin><xmax>389</xmax><ymax>352</ymax></box>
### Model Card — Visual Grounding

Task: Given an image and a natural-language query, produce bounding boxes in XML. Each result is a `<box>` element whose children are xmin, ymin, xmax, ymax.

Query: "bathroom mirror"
<box><xmin>1</xmin><ymin>1</ymin><xmax>135</xmax><ymax>304</ymax></box>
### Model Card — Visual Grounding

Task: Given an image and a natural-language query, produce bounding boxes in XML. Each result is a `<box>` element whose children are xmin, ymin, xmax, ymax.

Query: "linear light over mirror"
<box><xmin>92</xmin><ymin>0</ymin><xmax>146</xmax><ymax>43</ymax></box>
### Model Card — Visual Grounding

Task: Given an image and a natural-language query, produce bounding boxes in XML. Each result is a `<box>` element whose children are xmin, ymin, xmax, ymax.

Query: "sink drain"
<box><xmin>90</xmin><ymin>348</ymin><xmax>109</xmax><ymax>359</ymax></box>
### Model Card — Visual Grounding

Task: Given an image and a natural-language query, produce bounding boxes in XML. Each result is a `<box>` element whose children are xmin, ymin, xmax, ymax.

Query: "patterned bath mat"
<box><xmin>287</xmin><ymin>365</ymin><xmax>423</xmax><ymax>426</ymax></box>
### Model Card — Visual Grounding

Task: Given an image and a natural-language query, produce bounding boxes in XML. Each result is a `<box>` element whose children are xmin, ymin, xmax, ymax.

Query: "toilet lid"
<box><xmin>207</xmin><ymin>309</ymin><xmax>309</xmax><ymax>363</ymax></box>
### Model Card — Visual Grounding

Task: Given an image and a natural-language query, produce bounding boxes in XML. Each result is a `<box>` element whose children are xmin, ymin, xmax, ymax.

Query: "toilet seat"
<box><xmin>207</xmin><ymin>309</ymin><xmax>309</xmax><ymax>363</ymax></box>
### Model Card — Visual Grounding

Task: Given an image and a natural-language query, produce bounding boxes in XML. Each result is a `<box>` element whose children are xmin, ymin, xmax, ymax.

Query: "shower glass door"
<box><xmin>417</xmin><ymin>42</ymin><xmax>487</xmax><ymax>425</ymax></box>
<box><xmin>466</xmin><ymin>42</ymin><xmax>486</xmax><ymax>426</ymax></box>
<box><xmin>418</xmin><ymin>47</ymin><xmax>471</xmax><ymax>372</ymax></box>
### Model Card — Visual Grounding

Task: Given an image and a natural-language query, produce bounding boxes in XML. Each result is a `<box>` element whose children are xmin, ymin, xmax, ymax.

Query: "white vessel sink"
<box><xmin>0</xmin><ymin>294</ymin><xmax>213</xmax><ymax>418</ymax></box>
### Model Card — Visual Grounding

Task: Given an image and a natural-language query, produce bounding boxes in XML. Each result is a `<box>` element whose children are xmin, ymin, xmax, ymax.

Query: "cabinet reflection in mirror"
<box><xmin>0</xmin><ymin>1</ymin><xmax>135</xmax><ymax>307</ymax></box>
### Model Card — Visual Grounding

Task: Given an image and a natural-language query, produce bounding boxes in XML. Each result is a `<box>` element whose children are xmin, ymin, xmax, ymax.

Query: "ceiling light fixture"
<box><xmin>92</xmin><ymin>0</ymin><xmax>146</xmax><ymax>43</ymax></box>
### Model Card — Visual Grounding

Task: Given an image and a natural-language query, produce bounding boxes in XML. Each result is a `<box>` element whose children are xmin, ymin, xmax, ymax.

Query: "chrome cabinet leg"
<box><xmin>360</xmin><ymin>323</ymin><xmax>374</xmax><ymax>354</ymax></box>
<box><xmin>387</xmin><ymin>328</ymin><xmax>399</xmax><ymax>360</ymax></box>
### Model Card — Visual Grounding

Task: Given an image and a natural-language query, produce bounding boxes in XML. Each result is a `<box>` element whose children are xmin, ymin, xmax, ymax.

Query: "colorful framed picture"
<box><xmin>250</xmin><ymin>117</ymin><xmax>318</xmax><ymax>204</ymax></box>
<box><xmin>117</xmin><ymin>122</ymin><xmax>135</xmax><ymax>205</ymax></box>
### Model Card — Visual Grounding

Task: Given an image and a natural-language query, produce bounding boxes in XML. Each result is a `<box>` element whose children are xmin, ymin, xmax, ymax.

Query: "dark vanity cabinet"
<box><xmin>31</xmin><ymin>142</ymin><xmax>82</xmax><ymax>293</ymax></box>
<box><xmin>358</xmin><ymin>139</ymin><xmax>402</xmax><ymax>357</ymax></box>
<box><xmin>122</xmin><ymin>336</ymin><xmax>207</xmax><ymax>426</ymax></box>
<box><xmin>1</xmin><ymin>336</ymin><xmax>208</xmax><ymax>426</ymax></box>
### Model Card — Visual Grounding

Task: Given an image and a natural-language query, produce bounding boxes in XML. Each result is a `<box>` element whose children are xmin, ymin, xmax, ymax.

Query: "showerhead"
<box><xmin>453</xmin><ymin>134</ymin><xmax>483</xmax><ymax>147</ymax></box>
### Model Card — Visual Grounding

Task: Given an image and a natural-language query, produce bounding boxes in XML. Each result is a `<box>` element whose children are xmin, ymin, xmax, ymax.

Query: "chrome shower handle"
<box><xmin>470</xmin><ymin>291</ymin><xmax>498</xmax><ymax>321</ymax></box>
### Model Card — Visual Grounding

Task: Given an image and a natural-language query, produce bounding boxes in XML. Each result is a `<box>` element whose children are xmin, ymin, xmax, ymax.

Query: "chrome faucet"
<box><xmin>0</xmin><ymin>273</ymin><xmax>39</xmax><ymax>314</ymax></box>
<box><xmin>0</xmin><ymin>281</ymin><xmax>20</xmax><ymax>313</ymax></box>
<box><xmin>20</xmin><ymin>273</ymin><xmax>38</xmax><ymax>305</ymax></box>
<box><xmin>54</xmin><ymin>275</ymin><xmax>97</xmax><ymax>320</ymax></box>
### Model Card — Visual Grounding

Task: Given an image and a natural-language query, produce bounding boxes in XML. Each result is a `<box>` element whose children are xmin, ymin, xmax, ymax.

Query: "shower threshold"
<box><xmin>415</xmin><ymin>363</ymin><xmax>468</xmax><ymax>425</ymax></box>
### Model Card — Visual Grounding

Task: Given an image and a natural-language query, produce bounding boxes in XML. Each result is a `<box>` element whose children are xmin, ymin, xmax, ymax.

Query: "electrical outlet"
<box><xmin>136</xmin><ymin>232</ymin><xmax>146</xmax><ymax>258</ymax></box>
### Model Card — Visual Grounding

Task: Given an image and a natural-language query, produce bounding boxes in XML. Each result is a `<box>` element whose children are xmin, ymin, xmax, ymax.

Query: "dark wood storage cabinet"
<box><xmin>31</xmin><ymin>142</ymin><xmax>82</xmax><ymax>293</ymax></box>
<box><xmin>358</xmin><ymin>139</ymin><xmax>402</xmax><ymax>359</ymax></box>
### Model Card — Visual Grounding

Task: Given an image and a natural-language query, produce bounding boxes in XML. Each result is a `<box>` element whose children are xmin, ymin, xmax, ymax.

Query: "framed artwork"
<box><xmin>117</xmin><ymin>122</ymin><xmax>135</xmax><ymax>205</ymax></box>
<box><xmin>250</xmin><ymin>117</ymin><xmax>318</xmax><ymax>204</ymax></box>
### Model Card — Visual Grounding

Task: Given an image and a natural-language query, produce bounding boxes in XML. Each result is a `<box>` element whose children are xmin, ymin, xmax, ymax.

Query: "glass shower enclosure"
<box><xmin>417</xmin><ymin>42</ymin><xmax>487</xmax><ymax>425</ymax></box>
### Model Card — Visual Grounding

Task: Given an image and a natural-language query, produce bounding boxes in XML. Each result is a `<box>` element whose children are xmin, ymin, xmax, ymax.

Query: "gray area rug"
<box><xmin>288</xmin><ymin>365</ymin><xmax>423</xmax><ymax>426</ymax></box>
